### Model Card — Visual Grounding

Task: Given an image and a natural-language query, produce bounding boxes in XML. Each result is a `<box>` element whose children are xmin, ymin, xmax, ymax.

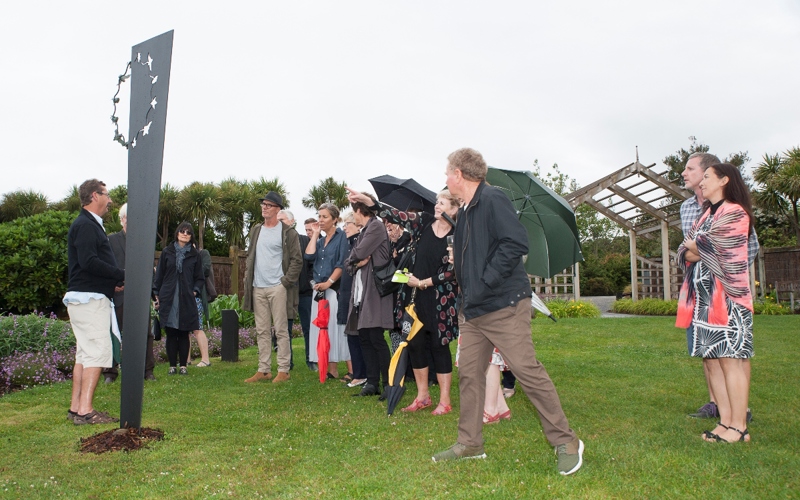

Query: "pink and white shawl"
<box><xmin>676</xmin><ymin>202</ymin><xmax>753</xmax><ymax>328</ymax></box>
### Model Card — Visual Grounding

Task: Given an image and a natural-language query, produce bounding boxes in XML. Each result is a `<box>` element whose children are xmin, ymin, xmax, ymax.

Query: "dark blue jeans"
<box><xmin>347</xmin><ymin>332</ymin><xmax>366</xmax><ymax>379</ymax></box>
<box><xmin>298</xmin><ymin>294</ymin><xmax>313</xmax><ymax>365</ymax></box>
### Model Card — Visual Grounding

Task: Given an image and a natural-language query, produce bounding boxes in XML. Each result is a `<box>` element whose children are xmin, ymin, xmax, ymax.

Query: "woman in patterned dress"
<box><xmin>677</xmin><ymin>163</ymin><xmax>754</xmax><ymax>443</ymax></box>
<box><xmin>347</xmin><ymin>188</ymin><xmax>460</xmax><ymax>415</ymax></box>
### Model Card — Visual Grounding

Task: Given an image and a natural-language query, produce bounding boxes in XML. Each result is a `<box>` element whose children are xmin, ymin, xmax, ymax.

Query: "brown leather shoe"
<box><xmin>272</xmin><ymin>372</ymin><xmax>290</xmax><ymax>383</ymax></box>
<box><xmin>244</xmin><ymin>372</ymin><xmax>272</xmax><ymax>383</ymax></box>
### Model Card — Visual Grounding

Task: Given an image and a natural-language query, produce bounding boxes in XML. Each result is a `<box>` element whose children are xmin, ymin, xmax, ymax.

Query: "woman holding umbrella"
<box><xmin>304</xmin><ymin>203</ymin><xmax>351</xmax><ymax>380</ymax></box>
<box><xmin>347</xmin><ymin>188</ymin><xmax>460</xmax><ymax>415</ymax></box>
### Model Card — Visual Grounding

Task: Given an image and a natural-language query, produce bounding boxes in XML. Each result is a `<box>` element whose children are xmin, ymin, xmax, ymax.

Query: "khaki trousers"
<box><xmin>457</xmin><ymin>300</ymin><xmax>575</xmax><ymax>447</ymax></box>
<box><xmin>254</xmin><ymin>285</ymin><xmax>290</xmax><ymax>373</ymax></box>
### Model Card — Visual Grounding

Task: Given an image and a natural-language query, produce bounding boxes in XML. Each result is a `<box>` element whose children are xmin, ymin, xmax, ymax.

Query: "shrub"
<box><xmin>541</xmin><ymin>299</ymin><xmax>601</xmax><ymax>319</ymax></box>
<box><xmin>613</xmin><ymin>298</ymin><xmax>793</xmax><ymax>316</ymax></box>
<box><xmin>612</xmin><ymin>299</ymin><xmax>678</xmax><ymax>316</ymax></box>
<box><xmin>580</xmin><ymin>252</ymin><xmax>631</xmax><ymax>296</ymax></box>
<box><xmin>753</xmin><ymin>300</ymin><xmax>792</xmax><ymax>315</ymax></box>
<box><xmin>0</xmin><ymin>349</ymin><xmax>73</xmax><ymax>393</ymax></box>
<box><xmin>0</xmin><ymin>312</ymin><xmax>75</xmax><ymax>358</ymax></box>
<box><xmin>0</xmin><ymin>210</ymin><xmax>77</xmax><ymax>313</ymax></box>
<box><xmin>206</xmin><ymin>294</ymin><xmax>255</xmax><ymax>329</ymax></box>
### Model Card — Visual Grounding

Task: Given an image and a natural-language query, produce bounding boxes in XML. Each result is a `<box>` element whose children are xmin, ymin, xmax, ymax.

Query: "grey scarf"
<box><xmin>174</xmin><ymin>242</ymin><xmax>191</xmax><ymax>273</ymax></box>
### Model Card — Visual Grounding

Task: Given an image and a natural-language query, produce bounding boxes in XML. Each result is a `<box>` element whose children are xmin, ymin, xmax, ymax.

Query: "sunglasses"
<box><xmin>178</xmin><ymin>229</ymin><xmax>193</xmax><ymax>235</ymax></box>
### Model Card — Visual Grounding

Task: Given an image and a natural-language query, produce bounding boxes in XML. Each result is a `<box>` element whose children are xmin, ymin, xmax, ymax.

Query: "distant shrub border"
<box><xmin>539</xmin><ymin>299</ymin><xmax>602</xmax><ymax>319</ymax></box>
<box><xmin>1</xmin><ymin>310</ymin><xmax>262</xmax><ymax>396</ymax></box>
<box><xmin>1</xmin><ymin>312</ymin><xmax>76</xmax><ymax>394</ymax></box>
<box><xmin>612</xmin><ymin>298</ymin><xmax>794</xmax><ymax>316</ymax></box>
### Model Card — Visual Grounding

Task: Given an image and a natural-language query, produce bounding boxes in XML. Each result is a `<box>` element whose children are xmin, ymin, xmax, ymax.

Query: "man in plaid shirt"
<box><xmin>680</xmin><ymin>152</ymin><xmax>759</xmax><ymax>421</ymax></box>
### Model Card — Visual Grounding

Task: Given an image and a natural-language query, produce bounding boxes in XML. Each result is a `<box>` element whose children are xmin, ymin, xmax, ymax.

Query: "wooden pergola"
<box><xmin>565</xmin><ymin>155</ymin><xmax>693</xmax><ymax>300</ymax></box>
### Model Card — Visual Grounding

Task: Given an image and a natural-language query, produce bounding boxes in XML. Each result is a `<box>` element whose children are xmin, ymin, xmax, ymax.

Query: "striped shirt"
<box><xmin>680</xmin><ymin>195</ymin><xmax>759</xmax><ymax>265</ymax></box>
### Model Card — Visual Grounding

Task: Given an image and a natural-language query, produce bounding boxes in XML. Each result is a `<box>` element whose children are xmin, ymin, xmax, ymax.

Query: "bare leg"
<box><xmin>484</xmin><ymin>364</ymin><xmax>502</xmax><ymax>416</ymax></box>
<box><xmin>346</xmin><ymin>360</ymin><xmax>353</xmax><ymax>375</ymax></box>
<box><xmin>744</xmin><ymin>359</ymin><xmax>751</xmax><ymax>412</ymax></box>
<box><xmin>437</xmin><ymin>372</ymin><xmax>452</xmax><ymax>407</ymax></box>
<box><xmin>193</xmin><ymin>329</ymin><xmax>210</xmax><ymax>364</ymax></box>
<box><xmin>703</xmin><ymin>359</ymin><xmax>730</xmax><ymax>440</ymax></box>
<box><xmin>70</xmin><ymin>364</ymin><xmax>84</xmax><ymax>413</ymax></box>
<box><xmin>703</xmin><ymin>358</ymin><xmax>718</xmax><ymax>403</ymax></box>
<box><xmin>78</xmin><ymin>367</ymin><xmax>102</xmax><ymax>415</ymax></box>
<box><xmin>715</xmin><ymin>358</ymin><xmax>750</xmax><ymax>442</ymax></box>
<box><xmin>413</xmin><ymin>367</ymin><xmax>431</xmax><ymax>402</ymax></box>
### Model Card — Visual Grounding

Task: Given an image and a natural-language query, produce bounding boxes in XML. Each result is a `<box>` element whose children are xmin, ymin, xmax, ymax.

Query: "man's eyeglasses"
<box><xmin>96</xmin><ymin>191</ymin><xmax>109</xmax><ymax>197</ymax></box>
<box><xmin>261</xmin><ymin>203</ymin><xmax>279</xmax><ymax>209</ymax></box>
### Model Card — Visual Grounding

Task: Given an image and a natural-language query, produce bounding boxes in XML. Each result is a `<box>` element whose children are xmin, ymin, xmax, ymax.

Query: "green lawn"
<box><xmin>1</xmin><ymin>316</ymin><xmax>798</xmax><ymax>499</ymax></box>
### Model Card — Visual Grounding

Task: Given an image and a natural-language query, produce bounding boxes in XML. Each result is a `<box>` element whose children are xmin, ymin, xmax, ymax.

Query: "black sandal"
<box><xmin>703</xmin><ymin>422</ymin><xmax>729</xmax><ymax>441</ymax></box>
<box><xmin>727</xmin><ymin>426</ymin><xmax>750</xmax><ymax>442</ymax></box>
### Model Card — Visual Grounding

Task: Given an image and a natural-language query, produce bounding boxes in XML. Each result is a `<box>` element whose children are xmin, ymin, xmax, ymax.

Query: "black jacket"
<box><xmin>298</xmin><ymin>234</ymin><xmax>314</xmax><ymax>296</ymax></box>
<box><xmin>153</xmin><ymin>243</ymin><xmax>205</xmax><ymax>332</ymax></box>
<box><xmin>453</xmin><ymin>181</ymin><xmax>531</xmax><ymax>321</ymax></box>
<box><xmin>67</xmin><ymin>209</ymin><xmax>125</xmax><ymax>299</ymax></box>
<box><xmin>108</xmin><ymin>230</ymin><xmax>126</xmax><ymax>305</ymax></box>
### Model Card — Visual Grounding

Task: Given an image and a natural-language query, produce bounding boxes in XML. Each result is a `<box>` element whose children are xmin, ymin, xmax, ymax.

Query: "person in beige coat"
<box><xmin>242</xmin><ymin>192</ymin><xmax>302</xmax><ymax>384</ymax></box>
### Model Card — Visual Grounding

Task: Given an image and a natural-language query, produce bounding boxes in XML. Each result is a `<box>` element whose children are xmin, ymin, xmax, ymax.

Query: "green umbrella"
<box><xmin>486</xmin><ymin>167</ymin><xmax>583</xmax><ymax>278</ymax></box>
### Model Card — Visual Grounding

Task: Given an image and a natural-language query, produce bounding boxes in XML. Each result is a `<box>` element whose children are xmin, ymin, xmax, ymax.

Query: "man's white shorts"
<box><xmin>68</xmin><ymin>297</ymin><xmax>113</xmax><ymax>368</ymax></box>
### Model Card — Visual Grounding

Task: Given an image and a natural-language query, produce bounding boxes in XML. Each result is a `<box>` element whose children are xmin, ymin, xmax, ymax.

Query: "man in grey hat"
<box><xmin>242</xmin><ymin>192</ymin><xmax>303</xmax><ymax>383</ymax></box>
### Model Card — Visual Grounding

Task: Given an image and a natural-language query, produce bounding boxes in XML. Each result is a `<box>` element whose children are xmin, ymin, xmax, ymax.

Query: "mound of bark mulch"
<box><xmin>79</xmin><ymin>427</ymin><xmax>164</xmax><ymax>454</ymax></box>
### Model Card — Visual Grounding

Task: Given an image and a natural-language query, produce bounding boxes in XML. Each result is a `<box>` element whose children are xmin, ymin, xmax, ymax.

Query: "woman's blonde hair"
<box><xmin>438</xmin><ymin>189</ymin><xmax>460</xmax><ymax>210</ymax></box>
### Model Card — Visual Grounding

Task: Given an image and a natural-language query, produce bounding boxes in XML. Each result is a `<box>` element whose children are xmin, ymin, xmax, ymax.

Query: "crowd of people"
<box><xmin>62</xmin><ymin>147</ymin><xmax>761</xmax><ymax>475</ymax></box>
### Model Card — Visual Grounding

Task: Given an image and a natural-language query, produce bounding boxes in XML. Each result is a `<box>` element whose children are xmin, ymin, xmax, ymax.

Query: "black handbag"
<box><xmin>151</xmin><ymin>317</ymin><xmax>162</xmax><ymax>341</ymax></box>
<box><xmin>373</xmin><ymin>243</ymin><xmax>415</xmax><ymax>297</ymax></box>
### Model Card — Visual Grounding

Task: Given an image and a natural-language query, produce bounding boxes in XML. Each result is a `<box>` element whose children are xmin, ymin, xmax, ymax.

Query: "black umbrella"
<box><xmin>385</xmin><ymin>302</ymin><xmax>424</xmax><ymax>415</ymax></box>
<box><xmin>369</xmin><ymin>175</ymin><xmax>438</xmax><ymax>214</ymax></box>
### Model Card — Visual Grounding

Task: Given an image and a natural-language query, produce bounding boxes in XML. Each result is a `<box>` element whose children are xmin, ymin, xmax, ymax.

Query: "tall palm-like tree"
<box><xmin>0</xmin><ymin>189</ymin><xmax>50</xmax><ymax>222</ymax></box>
<box><xmin>158</xmin><ymin>184</ymin><xmax>181</xmax><ymax>249</ymax></box>
<box><xmin>753</xmin><ymin>148</ymin><xmax>800</xmax><ymax>242</ymax></box>
<box><xmin>177</xmin><ymin>182</ymin><xmax>220</xmax><ymax>249</ymax></box>
<box><xmin>302</xmin><ymin>177</ymin><xmax>349</xmax><ymax>211</ymax></box>
<box><xmin>215</xmin><ymin>177</ymin><xmax>250</xmax><ymax>250</ymax></box>
<box><xmin>51</xmin><ymin>185</ymin><xmax>81</xmax><ymax>213</ymax></box>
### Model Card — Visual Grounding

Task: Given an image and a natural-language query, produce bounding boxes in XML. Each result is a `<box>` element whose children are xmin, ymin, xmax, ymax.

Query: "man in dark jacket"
<box><xmin>103</xmin><ymin>203</ymin><xmax>156</xmax><ymax>382</ymax></box>
<box><xmin>63</xmin><ymin>179</ymin><xmax>125</xmax><ymax>425</ymax></box>
<box><xmin>432</xmin><ymin>148</ymin><xmax>584</xmax><ymax>476</ymax></box>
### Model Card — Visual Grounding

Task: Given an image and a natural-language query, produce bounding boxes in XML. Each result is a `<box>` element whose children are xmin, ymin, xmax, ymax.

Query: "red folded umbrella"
<box><xmin>313</xmin><ymin>298</ymin><xmax>331</xmax><ymax>383</ymax></box>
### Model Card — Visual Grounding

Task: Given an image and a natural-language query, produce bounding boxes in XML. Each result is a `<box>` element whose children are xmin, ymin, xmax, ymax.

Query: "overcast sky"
<box><xmin>2</xmin><ymin>0</ymin><xmax>799</xmax><ymax>224</ymax></box>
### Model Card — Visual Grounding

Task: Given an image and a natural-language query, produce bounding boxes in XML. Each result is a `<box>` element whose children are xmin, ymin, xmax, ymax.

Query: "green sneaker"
<box><xmin>555</xmin><ymin>438</ymin><xmax>584</xmax><ymax>475</ymax></box>
<box><xmin>432</xmin><ymin>443</ymin><xmax>487</xmax><ymax>462</ymax></box>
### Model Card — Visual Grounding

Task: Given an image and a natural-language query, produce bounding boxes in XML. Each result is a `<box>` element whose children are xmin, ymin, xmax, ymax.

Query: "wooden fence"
<box><xmin>756</xmin><ymin>246</ymin><xmax>800</xmax><ymax>300</ymax></box>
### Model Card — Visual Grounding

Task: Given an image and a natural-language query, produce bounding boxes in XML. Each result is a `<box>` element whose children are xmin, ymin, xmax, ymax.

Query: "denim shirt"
<box><xmin>304</xmin><ymin>227</ymin><xmax>347</xmax><ymax>282</ymax></box>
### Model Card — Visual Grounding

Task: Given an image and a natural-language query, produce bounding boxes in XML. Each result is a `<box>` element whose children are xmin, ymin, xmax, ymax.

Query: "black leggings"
<box><xmin>408</xmin><ymin>328</ymin><xmax>452</xmax><ymax>374</ymax></box>
<box><xmin>165</xmin><ymin>327</ymin><xmax>191</xmax><ymax>367</ymax></box>
<box><xmin>359</xmin><ymin>327</ymin><xmax>391</xmax><ymax>388</ymax></box>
